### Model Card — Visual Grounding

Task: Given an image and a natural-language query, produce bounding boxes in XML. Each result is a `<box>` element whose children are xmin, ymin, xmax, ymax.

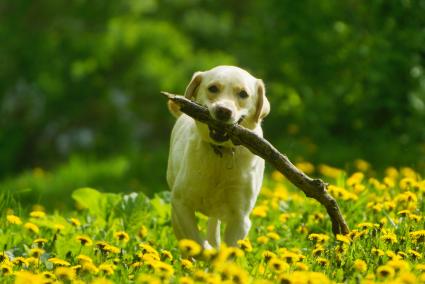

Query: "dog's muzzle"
<box><xmin>208</xmin><ymin>115</ymin><xmax>245</xmax><ymax>143</ymax></box>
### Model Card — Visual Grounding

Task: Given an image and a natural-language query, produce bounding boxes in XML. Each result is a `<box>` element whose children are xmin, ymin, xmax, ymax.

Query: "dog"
<box><xmin>167</xmin><ymin>65</ymin><xmax>270</xmax><ymax>248</ymax></box>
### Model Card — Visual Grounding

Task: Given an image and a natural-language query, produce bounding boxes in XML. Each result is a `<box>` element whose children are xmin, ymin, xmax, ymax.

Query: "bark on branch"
<box><xmin>162</xmin><ymin>91</ymin><xmax>350</xmax><ymax>235</ymax></box>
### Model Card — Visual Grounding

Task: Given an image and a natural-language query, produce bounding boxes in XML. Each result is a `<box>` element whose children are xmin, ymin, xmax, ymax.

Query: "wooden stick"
<box><xmin>162</xmin><ymin>91</ymin><xmax>350</xmax><ymax>235</ymax></box>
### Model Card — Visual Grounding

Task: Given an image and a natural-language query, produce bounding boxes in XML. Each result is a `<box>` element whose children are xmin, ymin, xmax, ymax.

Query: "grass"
<box><xmin>0</xmin><ymin>160</ymin><xmax>424</xmax><ymax>283</ymax></box>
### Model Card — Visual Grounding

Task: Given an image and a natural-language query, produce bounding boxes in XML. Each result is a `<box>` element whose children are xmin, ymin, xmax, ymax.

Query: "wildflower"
<box><xmin>400</xmin><ymin>177</ymin><xmax>417</xmax><ymax>190</ymax></box>
<box><xmin>416</xmin><ymin>264</ymin><xmax>425</xmax><ymax>272</ymax></box>
<box><xmin>318</xmin><ymin>164</ymin><xmax>342</xmax><ymax>179</ymax></box>
<box><xmin>91</xmin><ymin>278</ymin><xmax>113</xmax><ymax>284</ymax></box>
<box><xmin>387</xmin><ymin>259</ymin><xmax>410</xmax><ymax>272</ymax></box>
<box><xmin>13</xmin><ymin>257</ymin><xmax>29</xmax><ymax>266</ymax></box>
<box><xmin>54</xmin><ymin>267</ymin><xmax>76</xmax><ymax>281</ymax></box>
<box><xmin>308</xmin><ymin>233</ymin><xmax>329</xmax><ymax>243</ymax></box>
<box><xmin>54</xmin><ymin>223</ymin><xmax>65</xmax><ymax>231</ymax></box>
<box><xmin>0</xmin><ymin>263</ymin><xmax>12</xmax><ymax>275</ymax></box>
<box><xmin>178</xmin><ymin>239</ymin><xmax>201</xmax><ymax>256</ymax></box>
<box><xmin>113</xmin><ymin>231</ymin><xmax>129</xmax><ymax>242</ymax></box>
<box><xmin>295</xmin><ymin>161</ymin><xmax>315</xmax><ymax>174</ymax></box>
<box><xmin>268</xmin><ymin>258</ymin><xmax>289</xmax><ymax>273</ymax></box>
<box><xmin>6</xmin><ymin>214</ymin><xmax>22</xmax><ymax>225</ymax></box>
<box><xmin>0</xmin><ymin>252</ymin><xmax>10</xmax><ymax>263</ymax></box>
<box><xmin>178</xmin><ymin>276</ymin><xmax>194</xmax><ymax>284</ymax></box>
<box><xmin>397</xmin><ymin>209</ymin><xmax>411</xmax><ymax>217</ymax></box>
<box><xmin>154</xmin><ymin>261</ymin><xmax>174</xmax><ymax>278</ymax></box>
<box><xmin>99</xmin><ymin>263</ymin><xmax>115</xmax><ymax>275</ymax></box>
<box><xmin>347</xmin><ymin>172</ymin><xmax>364</xmax><ymax>186</ymax></box>
<box><xmin>355</xmin><ymin>159</ymin><xmax>370</xmax><ymax>171</ymax></box>
<box><xmin>220</xmin><ymin>247</ymin><xmax>244</xmax><ymax>260</ymax></box>
<box><xmin>41</xmin><ymin>272</ymin><xmax>56</xmax><ymax>281</ymax></box>
<box><xmin>77</xmin><ymin>254</ymin><xmax>93</xmax><ymax>264</ymax></box>
<box><xmin>381</xmin><ymin>231</ymin><xmax>397</xmax><ymax>244</ymax></box>
<box><xmin>69</xmin><ymin>217</ymin><xmax>81</xmax><ymax>227</ymax></box>
<box><xmin>294</xmin><ymin>262</ymin><xmax>309</xmax><ymax>271</ymax></box>
<box><xmin>48</xmin><ymin>257</ymin><xmax>70</xmax><ymax>266</ymax></box>
<box><xmin>180</xmin><ymin>259</ymin><xmax>193</xmax><ymax>270</ymax></box>
<box><xmin>252</xmin><ymin>205</ymin><xmax>268</xmax><ymax>218</ymax></box>
<box><xmin>202</xmin><ymin>248</ymin><xmax>218</xmax><ymax>261</ymax></box>
<box><xmin>257</xmin><ymin>236</ymin><xmax>269</xmax><ymax>244</ymax></box>
<box><xmin>30</xmin><ymin>248</ymin><xmax>45</xmax><ymax>258</ymax></box>
<box><xmin>281</xmin><ymin>251</ymin><xmax>300</xmax><ymax>264</ymax></box>
<box><xmin>136</xmin><ymin>274</ymin><xmax>161</xmax><ymax>284</ymax></box>
<box><xmin>266</xmin><ymin>232</ymin><xmax>280</xmax><ymax>240</ymax></box>
<box><xmin>24</xmin><ymin>222</ymin><xmax>39</xmax><ymax>234</ymax></box>
<box><xmin>138</xmin><ymin>225</ymin><xmax>148</xmax><ymax>238</ymax></box>
<box><xmin>377</xmin><ymin>265</ymin><xmax>395</xmax><ymax>278</ymax></box>
<box><xmin>33</xmin><ymin>238</ymin><xmax>48</xmax><ymax>247</ymax></box>
<box><xmin>262</xmin><ymin>251</ymin><xmax>277</xmax><ymax>263</ymax></box>
<box><xmin>336</xmin><ymin>234</ymin><xmax>351</xmax><ymax>245</ymax></box>
<box><xmin>139</xmin><ymin>243</ymin><xmax>158</xmax><ymax>255</ymax></box>
<box><xmin>237</xmin><ymin>239</ymin><xmax>253</xmax><ymax>252</ymax></box>
<box><xmin>409</xmin><ymin>230</ymin><xmax>425</xmax><ymax>242</ymax></box>
<box><xmin>81</xmin><ymin>262</ymin><xmax>99</xmax><ymax>274</ymax></box>
<box><xmin>160</xmin><ymin>250</ymin><xmax>173</xmax><ymax>261</ymax></box>
<box><xmin>30</xmin><ymin>211</ymin><xmax>46</xmax><ymax>219</ymax></box>
<box><xmin>14</xmin><ymin>271</ymin><xmax>44</xmax><ymax>284</ymax></box>
<box><xmin>353</xmin><ymin>259</ymin><xmax>367</xmax><ymax>273</ymax></box>
<box><xmin>312</xmin><ymin>245</ymin><xmax>325</xmax><ymax>256</ymax></box>
<box><xmin>408</xmin><ymin>249</ymin><xmax>422</xmax><ymax>259</ymax></box>
<box><xmin>76</xmin><ymin>235</ymin><xmax>93</xmax><ymax>246</ymax></box>
<box><xmin>371</xmin><ymin>248</ymin><xmax>385</xmax><ymax>257</ymax></box>
<box><xmin>316</xmin><ymin>257</ymin><xmax>329</xmax><ymax>266</ymax></box>
<box><xmin>216</xmin><ymin>262</ymin><xmax>249</xmax><ymax>284</ymax></box>
<box><xmin>397</xmin><ymin>272</ymin><xmax>417</xmax><ymax>284</ymax></box>
<box><xmin>103</xmin><ymin>244</ymin><xmax>120</xmax><ymax>254</ymax></box>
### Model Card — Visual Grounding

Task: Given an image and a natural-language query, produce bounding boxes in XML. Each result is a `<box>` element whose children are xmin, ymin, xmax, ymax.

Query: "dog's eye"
<box><xmin>208</xmin><ymin>85</ymin><xmax>219</xmax><ymax>93</ymax></box>
<box><xmin>238</xmin><ymin>90</ymin><xmax>249</xmax><ymax>99</ymax></box>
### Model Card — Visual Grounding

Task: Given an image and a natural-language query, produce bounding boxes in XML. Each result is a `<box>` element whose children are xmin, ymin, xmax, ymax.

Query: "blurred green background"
<box><xmin>1</xmin><ymin>0</ymin><xmax>424</xmax><ymax>208</ymax></box>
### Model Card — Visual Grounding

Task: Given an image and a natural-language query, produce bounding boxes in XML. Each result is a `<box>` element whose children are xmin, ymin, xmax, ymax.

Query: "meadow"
<box><xmin>1</xmin><ymin>160</ymin><xmax>424</xmax><ymax>284</ymax></box>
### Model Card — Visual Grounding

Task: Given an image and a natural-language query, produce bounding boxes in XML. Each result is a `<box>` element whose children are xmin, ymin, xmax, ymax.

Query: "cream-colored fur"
<box><xmin>167</xmin><ymin>65</ymin><xmax>270</xmax><ymax>248</ymax></box>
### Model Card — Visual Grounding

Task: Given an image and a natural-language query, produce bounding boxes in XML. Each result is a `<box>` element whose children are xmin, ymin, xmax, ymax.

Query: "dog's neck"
<box><xmin>210</xmin><ymin>144</ymin><xmax>235</xmax><ymax>158</ymax></box>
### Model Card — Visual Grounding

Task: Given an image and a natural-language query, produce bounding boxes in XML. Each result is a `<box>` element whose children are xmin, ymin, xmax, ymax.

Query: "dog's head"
<box><xmin>184</xmin><ymin>66</ymin><xmax>270</xmax><ymax>144</ymax></box>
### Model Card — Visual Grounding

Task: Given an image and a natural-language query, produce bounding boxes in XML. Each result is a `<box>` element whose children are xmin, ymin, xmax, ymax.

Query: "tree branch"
<box><xmin>162</xmin><ymin>91</ymin><xmax>350</xmax><ymax>235</ymax></box>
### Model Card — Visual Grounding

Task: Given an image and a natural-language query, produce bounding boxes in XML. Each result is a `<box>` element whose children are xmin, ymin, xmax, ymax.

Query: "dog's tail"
<box><xmin>167</xmin><ymin>100</ymin><xmax>182</xmax><ymax>118</ymax></box>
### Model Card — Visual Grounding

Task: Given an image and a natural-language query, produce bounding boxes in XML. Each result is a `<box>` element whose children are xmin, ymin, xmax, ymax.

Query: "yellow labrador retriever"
<box><xmin>167</xmin><ymin>65</ymin><xmax>270</xmax><ymax>248</ymax></box>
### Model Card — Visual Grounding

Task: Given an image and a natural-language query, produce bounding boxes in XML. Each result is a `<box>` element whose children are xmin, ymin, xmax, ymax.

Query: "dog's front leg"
<box><xmin>224</xmin><ymin>215</ymin><xmax>251</xmax><ymax>246</ymax></box>
<box><xmin>171</xmin><ymin>198</ymin><xmax>205</xmax><ymax>246</ymax></box>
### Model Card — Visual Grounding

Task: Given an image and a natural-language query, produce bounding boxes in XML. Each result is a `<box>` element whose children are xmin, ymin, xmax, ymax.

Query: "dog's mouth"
<box><xmin>208</xmin><ymin>115</ymin><xmax>245</xmax><ymax>143</ymax></box>
<box><xmin>208</xmin><ymin>126</ymin><xmax>230</xmax><ymax>143</ymax></box>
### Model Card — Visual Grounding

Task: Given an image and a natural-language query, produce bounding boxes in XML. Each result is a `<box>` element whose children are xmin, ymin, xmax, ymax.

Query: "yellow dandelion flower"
<box><xmin>0</xmin><ymin>263</ymin><xmax>13</xmax><ymax>275</ymax></box>
<box><xmin>48</xmin><ymin>257</ymin><xmax>71</xmax><ymax>266</ymax></box>
<box><xmin>178</xmin><ymin>276</ymin><xmax>194</xmax><ymax>284</ymax></box>
<box><xmin>281</xmin><ymin>251</ymin><xmax>300</xmax><ymax>264</ymax></box>
<box><xmin>24</xmin><ymin>222</ymin><xmax>39</xmax><ymax>234</ymax></box>
<box><xmin>262</xmin><ymin>251</ymin><xmax>276</xmax><ymax>263</ymax></box>
<box><xmin>180</xmin><ymin>259</ymin><xmax>193</xmax><ymax>270</ymax></box>
<box><xmin>294</xmin><ymin>262</ymin><xmax>309</xmax><ymax>271</ymax></box>
<box><xmin>387</xmin><ymin>259</ymin><xmax>410</xmax><ymax>272</ymax></box>
<box><xmin>14</xmin><ymin>271</ymin><xmax>44</xmax><ymax>284</ymax></box>
<box><xmin>103</xmin><ymin>244</ymin><xmax>120</xmax><ymax>254</ymax></box>
<box><xmin>295</xmin><ymin>161</ymin><xmax>315</xmax><ymax>174</ymax></box>
<box><xmin>336</xmin><ymin>234</ymin><xmax>351</xmax><ymax>244</ymax></box>
<box><xmin>91</xmin><ymin>277</ymin><xmax>113</xmax><ymax>284</ymax></box>
<box><xmin>257</xmin><ymin>235</ymin><xmax>269</xmax><ymax>244</ymax></box>
<box><xmin>312</xmin><ymin>245</ymin><xmax>325</xmax><ymax>256</ymax></box>
<box><xmin>138</xmin><ymin>225</ymin><xmax>148</xmax><ymax>239</ymax></box>
<box><xmin>381</xmin><ymin>231</ymin><xmax>397</xmax><ymax>244</ymax></box>
<box><xmin>160</xmin><ymin>249</ymin><xmax>173</xmax><ymax>261</ymax></box>
<box><xmin>252</xmin><ymin>205</ymin><xmax>268</xmax><ymax>218</ymax></box>
<box><xmin>178</xmin><ymin>239</ymin><xmax>201</xmax><ymax>257</ymax></box>
<box><xmin>30</xmin><ymin>211</ymin><xmax>46</xmax><ymax>219</ymax></box>
<box><xmin>308</xmin><ymin>233</ymin><xmax>329</xmax><ymax>243</ymax></box>
<box><xmin>353</xmin><ymin>259</ymin><xmax>367</xmax><ymax>273</ymax></box>
<box><xmin>54</xmin><ymin>223</ymin><xmax>65</xmax><ymax>231</ymax></box>
<box><xmin>33</xmin><ymin>238</ymin><xmax>48</xmax><ymax>246</ymax></box>
<box><xmin>396</xmin><ymin>272</ymin><xmax>417</xmax><ymax>284</ymax></box>
<box><xmin>6</xmin><ymin>214</ymin><xmax>22</xmax><ymax>225</ymax></box>
<box><xmin>202</xmin><ymin>248</ymin><xmax>218</xmax><ymax>261</ymax></box>
<box><xmin>13</xmin><ymin>257</ymin><xmax>29</xmax><ymax>266</ymax></box>
<box><xmin>415</xmin><ymin>264</ymin><xmax>425</xmax><ymax>272</ymax></box>
<box><xmin>69</xmin><ymin>217</ymin><xmax>81</xmax><ymax>227</ymax></box>
<box><xmin>54</xmin><ymin>266</ymin><xmax>76</xmax><ymax>281</ymax></box>
<box><xmin>138</xmin><ymin>243</ymin><xmax>158</xmax><ymax>255</ymax></box>
<box><xmin>154</xmin><ymin>261</ymin><xmax>174</xmax><ymax>278</ymax></box>
<box><xmin>41</xmin><ymin>271</ymin><xmax>56</xmax><ymax>281</ymax></box>
<box><xmin>266</xmin><ymin>231</ymin><xmax>280</xmax><ymax>240</ymax></box>
<box><xmin>316</xmin><ymin>257</ymin><xmax>329</xmax><ymax>266</ymax></box>
<box><xmin>81</xmin><ymin>262</ymin><xmax>99</xmax><ymax>274</ymax></box>
<box><xmin>355</xmin><ymin>159</ymin><xmax>370</xmax><ymax>171</ymax></box>
<box><xmin>376</xmin><ymin>265</ymin><xmax>395</xmax><ymax>278</ymax></box>
<box><xmin>136</xmin><ymin>274</ymin><xmax>161</xmax><ymax>284</ymax></box>
<box><xmin>99</xmin><ymin>263</ymin><xmax>115</xmax><ymax>275</ymax></box>
<box><xmin>114</xmin><ymin>231</ymin><xmax>130</xmax><ymax>242</ymax></box>
<box><xmin>216</xmin><ymin>262</ymin><xmax>249</xmax><ymax>284</ymax></box>
<box><xmin>385</xmin><ymin>167</ymin><xmax>399</xmax><ymax>179</ymax></box>
<box><xmin>408</xmin><ymin>249</ymin><xmax>422</xmax><ymax>259</ymax></box>
<box><xmin>409</xmin><ymin>230</ymin><xmax>425</xmax><ymax>243</ymax></box>
<box><xmin>268</xmin><ymin>258</ymin><xmax>289</xmax><ymax>273</ymax></box>
<box><xmin>400</xmin><ymin>177</ymin><xmax>417</xmax><ymax>190</ymax></box>
<box><xmin>76</xmin><ymin>254</ymin><xmax>93</xmax><ymax>264</ymax></box>
<box><xmin>347</xmin><ymin>172</ymin><xmax>364</xmax><ymax>186</ymax></box>
<box><xmin>318</xmin><ymin>164</ymin><xmax>342</xmax><ymax>179</ymax></box>
<box><xmin>30</xmin><ymin>248</ymin><xmax>45</xmax><ymax>258</ymax></box>
<box><xmin>76</xmin><ymin>235</ymin><xmax>93</xmax><ymax>246</ymax></box>
<box><xmin>237</xmin><ymin>239</ymin><xmax>253</xmax><ymax>252</ymax></box>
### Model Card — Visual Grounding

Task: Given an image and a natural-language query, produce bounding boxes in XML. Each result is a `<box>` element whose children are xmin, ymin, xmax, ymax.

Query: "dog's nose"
<box><xmin>214</xmin><ymin>106</ymin><xmax>232</xmax><ymax>121</ymax></box>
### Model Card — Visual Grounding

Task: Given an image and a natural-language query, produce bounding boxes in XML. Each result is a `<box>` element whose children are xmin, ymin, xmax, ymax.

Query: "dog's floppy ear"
<box><xmin>254</xmin><ymin>79</ymin><xmax>270</xmax><ymax>122</ymax></box>
<box><xmin>184</xmin><ymin>71</ymin><xmax>203</xmax><ymax>100</ymax></box>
